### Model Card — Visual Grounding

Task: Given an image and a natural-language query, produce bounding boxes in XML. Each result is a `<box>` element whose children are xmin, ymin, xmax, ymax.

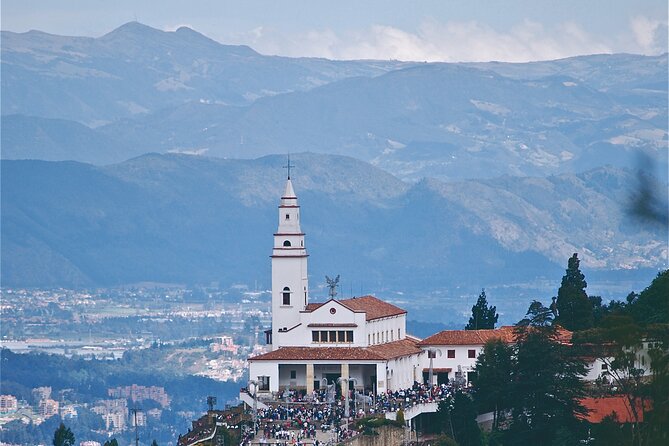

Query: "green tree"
<box><xmin>151</xmin><ymin>440</ymin><xmax>159</xmax><ymax>446</ymax></box>
<box><xmin>555</xmin><ymin>253</ymin><xmax>593</xmax><ymax>331</ymax></box>
<box><xmin>437</xmin><ymin>392</ymin><xmax>482</xmax><ymax>446</ymax></box>
<box><xmin>52</xmin><ymin>423</ymin><xmax>75</xmax><ymax>446</ymax></box>
<box><xmin>465</xmin><ymin>289</ymin><xmax>498</xmax><ymax>330</ymax></box>
<box><xmin>507</xmin><ymin>301</ymin><xmax>588</xmax><ymax>446</ymax></box>
<box><xmin>103</xmin><ymin>439</ymin><xmax>119</xmax><ymax>446</ymax></box>
<box><xmin>628</xmin><ymin>270</ymin><xmax>669</xmax><ymax>325</ymax></box>
<box><xmin>472</xmin><ymin>338</ymin><xmax>514</xmax><ymax>430</ymax></box>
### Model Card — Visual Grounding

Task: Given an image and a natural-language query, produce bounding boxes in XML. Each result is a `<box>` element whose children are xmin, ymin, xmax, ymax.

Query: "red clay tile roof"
<box><xmin>418</xmin><ymin>326</ymin><xmax>516</xmax><ymax>346</ymax></box>
<box><xmin>422</xmin><ymin>368</ymin><xmax>452</xmax><ymax>373</ymax></box>
<box><xmin>367</xmin><ymin>338</ymin><xmax>423</xmax><ymax>359</ymax></box>
<box><xmin>337</xmin><ymin>295</ymin><xmax>407</xmax><ymax>321</ymax></box>
<box><xmin>579</xmin><ymin>396</ymin><xmax>649</xmax><ymax>423</ymax></box>
<box><xmin>418</xmin><ymin>325</ymin><xmax>573</xmax><ymax>346</ymax></box>
<box><xmin>249</xmin><ymin>338</ymin><xmax>421</xmax><ymax>362</ymax></box>
<box><xmin>304</xmin><ymin>303</ymin><xmax>324</xmax><ymax>312</ymax></box>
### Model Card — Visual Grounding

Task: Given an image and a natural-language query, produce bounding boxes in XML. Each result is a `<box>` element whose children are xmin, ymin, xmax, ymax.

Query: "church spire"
<box><xmin>271</xmin><ymin>165</ymin><xmax>309</xmax><ymax>349</ymax></box>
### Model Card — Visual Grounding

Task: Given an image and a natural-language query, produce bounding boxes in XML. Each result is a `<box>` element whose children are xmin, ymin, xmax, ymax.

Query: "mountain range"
<box><xmin>1</xmin><ymin>23</ymin><xmax>666</xmax><ymax>309</ymax></box>
<box><xmin>2</xmin><ymin>154</ymin><xmax>664</xmax><ymax>298</ymax></box>
<box><xmin>2</xmin><ymin>23</ymin><xmax>667</xmax><ymax>181</ymax></box>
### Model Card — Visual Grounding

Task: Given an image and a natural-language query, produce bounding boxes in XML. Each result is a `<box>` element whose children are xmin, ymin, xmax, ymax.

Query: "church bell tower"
<box><xmin>271</xmin><ymin>167</ymin><xmax>309</xmax><ymax>350</ymax></box>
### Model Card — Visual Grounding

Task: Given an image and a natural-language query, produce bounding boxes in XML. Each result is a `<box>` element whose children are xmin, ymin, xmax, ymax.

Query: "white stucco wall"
<box><xmin>365</xmin><ymin>314</ymin><xmax>406</xmax><ymax>346</ymax></box>
<box><xmin>419</xmin><ymin>344</ymin><xmax>484</xmax><ymax>383</ymax></box>
<box><xmin>386</xmin><ymin>353</ymin><xmax>423</xmax><ymax>390</ymax></box>
<box><xmin>272</xmin><ymin>255</ymin><xmax>309</xmax><ymax>348</ymax></box>
<box><xmin>249</xmin><ymin>361</ymin><xmax>280</xmax><ymax>392</ymax></box>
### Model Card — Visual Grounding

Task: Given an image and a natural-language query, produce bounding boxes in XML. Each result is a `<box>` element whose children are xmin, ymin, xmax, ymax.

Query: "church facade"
<box><xmin>248</xmin><ymin>177</ymin><xmax>424</xmax><ymax>394</ymax></box>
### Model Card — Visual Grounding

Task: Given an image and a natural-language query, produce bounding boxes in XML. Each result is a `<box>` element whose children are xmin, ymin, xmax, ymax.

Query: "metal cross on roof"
<box><xmin>283</xmin><ymin>154</ymin><xmax>295</xmax><ymax>179</ymax></box>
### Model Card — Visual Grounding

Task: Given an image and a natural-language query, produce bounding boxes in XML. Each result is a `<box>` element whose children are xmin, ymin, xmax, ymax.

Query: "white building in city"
<box><xmin>248</xmin><ymin>176</ymin><xmax>424</xmax><ymax>395</ymax></box>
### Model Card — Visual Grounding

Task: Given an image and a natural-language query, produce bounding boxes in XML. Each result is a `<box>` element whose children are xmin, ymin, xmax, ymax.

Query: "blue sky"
<box><xmin>2</xmin><ymin>0</ymin><xmax>667</xmax><ymax>61</ymax></box>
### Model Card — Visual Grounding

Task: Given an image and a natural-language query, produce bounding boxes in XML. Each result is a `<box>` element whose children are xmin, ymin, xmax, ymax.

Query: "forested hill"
<box><xmin>2</xmin><ymin>153</ymin><xmax>664</xmax><ymax>290</ymax></box>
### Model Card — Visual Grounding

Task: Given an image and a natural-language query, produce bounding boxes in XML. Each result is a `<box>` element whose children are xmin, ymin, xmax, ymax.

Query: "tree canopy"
<box><xmin>465</xmin><ymin>289</ymin><xmax>498</xmax><ymax>330</ymax></box>
<box><xmin>472</xmin><ymin>339</ymin><xmax>514</xmax><ymax>430</ymax></box>
<box><xmin>555</xmin><ymin>253</ymin><xmax>593</xmax><ymax>331</ymax></box>
<box><xmin>507</xmin><ymin>301</ymin><xmax>589</xmax><ymax>446</ymax></box>
<box><xmin>53</xmin><ymin>423</ymin><xmax>75</xmax><ymax>446</ymax></box>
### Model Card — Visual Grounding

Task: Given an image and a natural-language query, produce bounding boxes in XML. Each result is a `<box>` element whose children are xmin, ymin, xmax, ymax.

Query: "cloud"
<box><xmin>221</xmin><ymin>14</ymin><xmax>669</xmax><ymax>63</ymax></box>
<box><xmin>163</xmin><ymin>23</ymin><xmax>195</xmax><ymax>32</ymax></box>
<box><xmin>630</xmin><ymin>16</ymin><xmax>669</xmax><ymax>54</ymax></box>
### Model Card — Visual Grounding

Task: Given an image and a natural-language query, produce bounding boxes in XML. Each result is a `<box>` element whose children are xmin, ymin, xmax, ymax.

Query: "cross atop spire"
<box><xmin>283</xmin><ymin>154</ymin><xmax>295</xmax><ymax>179</ymax></box>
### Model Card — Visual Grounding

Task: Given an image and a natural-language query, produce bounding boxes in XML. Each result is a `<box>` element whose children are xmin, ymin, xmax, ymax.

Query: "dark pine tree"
<box><xmin>52</xmin><ymin>423</ymin><xmax>75</xmax><ymax>446</ymax></box>
<box><xmin>506</xmin><ymin>301</ymin><xmax>589</xmax><ymax>446</ymax></box>
<box><xmin>555</xmin><ymin>253</ymin><xmax>593</xmax><ymax>331</ymax></box>
<box><xmin>472</xmin><ymin>338</ymin><xmax>514</xmax><ymax>430</ymax></box>
<box><xmin>465</xmin><ymin>289</ymin><xmax>498</xmax><ymax>330</ymax></box>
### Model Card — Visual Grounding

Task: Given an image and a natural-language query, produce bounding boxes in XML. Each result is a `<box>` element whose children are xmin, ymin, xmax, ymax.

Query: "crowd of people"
<box><xmin>239</xmin><ymin>381</ymin><xmax>468</xmax><ymax>445</ymax></box>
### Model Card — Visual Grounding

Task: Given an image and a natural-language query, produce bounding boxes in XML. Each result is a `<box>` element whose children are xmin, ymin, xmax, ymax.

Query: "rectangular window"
<box><xmin>285</xmin><ymin>214</ymin><xmax>290</xmax><ymax>220</ymax></box>
<box><xmin>391</xmin><ymin>331</ymin><xmax>394</xmax><ymax>341</ymax></box>
<box><xmin>346</xmin><ymin>331</ymin><xmax>354</xmax><ymax>342</ymax></box>
<box><xmin>373</xmin><ymin>333</ymin><xmax>376</xmax><ymax>344</ymax></box>
<box><xmin>368</xmin><ymin>334</ymin><xmax>371</xmax><ymax>345</ymax></box>
<box><xmin>259</xmin><ymin>376</ymin><xmax>270</xmax><ymax>391</ymax></box>
<box><xmin>398</xmin><ymin>328</ymin><xmax>401</xmax><ymax>339</ymax></box>
<box><xmin>312</xmin><ymin>331</ymin><xmax>319</xmax><ymax>342</ymax></box>
<box><xmin>447</xmin><ymin>350</ymin><xmax>455</xmax><ymax>358</ymax></box>
<box><xmin>468</xmin><ymin>349</ymin><xmax>476</xmax><ymax>358</ymax></box>
<box><xmin>338</xmin><ymin>331</ymin><xmax>345</xmax><ymax>342</ymax></box>
<box><xmin>320</xmin><ymin>331</ymin><xmax>328</xmax><ymax>342</ymax></box>
<box><xmin>329</xmin><ymin>331</ymin><xmax>337</xmax><ymax>342</ymax></box>
<box><xmin>290</xmin><ymin>370</ymin><xmax>296</xmax><ymax>379</ymax></box>
<box><xmin>601</xmin><ymin>363</ymin><xmax>608</xmax><ymax>370</ymax></box>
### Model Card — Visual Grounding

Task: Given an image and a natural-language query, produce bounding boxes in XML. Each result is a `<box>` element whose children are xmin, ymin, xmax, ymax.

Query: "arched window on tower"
<box><xmin>282</xmin><ymin>287</ymin><xmax>291</xmax><ymax>305</ymax></box>
<box><xmin>283</xmin><ymin>240</ymin><xmax>291</xmax><ymax>247</ymax></box>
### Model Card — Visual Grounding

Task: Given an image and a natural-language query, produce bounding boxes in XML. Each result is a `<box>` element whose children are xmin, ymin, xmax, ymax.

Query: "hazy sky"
<box><xmin>2</xmin><ymin>0</ymin><xmax>667</xmax><ymax>62</ymax></box>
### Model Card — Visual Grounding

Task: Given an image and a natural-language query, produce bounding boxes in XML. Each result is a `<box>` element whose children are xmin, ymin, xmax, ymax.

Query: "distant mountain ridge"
<box><xmin>1</xmin><ymin>22</ymin><xmax>412</xmax><ymax>125</ymax></box>
<box><xmin>2</xmin><ymin>153</ymin><xmax>664</xmax><ymax>292</ymax></box>
<box><xmin>2</xmin><ymin>23</ymin><xmax>666</xmax><ymax>182</ymax></box>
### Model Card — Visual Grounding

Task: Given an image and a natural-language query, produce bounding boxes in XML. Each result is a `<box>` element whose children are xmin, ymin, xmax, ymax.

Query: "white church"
<box><xmin>247</xmin><ymin>175</ymin><xmax>614</xmax><ymax>396</ymax></box>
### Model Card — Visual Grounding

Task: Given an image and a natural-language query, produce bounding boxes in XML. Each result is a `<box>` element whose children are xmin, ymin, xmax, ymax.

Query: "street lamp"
<box><xmin>337</xmin><ymin>377</ymin><xmax>358</xmax><ymax>423</ymax></box>
<box><xmin>427</xmin><ymin>349</ymin><xmax>442</xmax><ymax>386</ymax></box>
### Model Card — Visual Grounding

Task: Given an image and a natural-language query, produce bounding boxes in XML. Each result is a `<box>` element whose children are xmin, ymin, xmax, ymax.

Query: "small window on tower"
<box><xmin>285</xmin><ymin>214</ymin><xmax>290</xmax><ymax>220</ymax></box>
<box><xmin>282</xmin><ymin>287</ymin><xmax>291</xmax><ymax>305</ymax></box>
<box><xmin>283</xmin><ymin>240</ymin><xmax>291</xmax><ymax>247</ymax></box>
